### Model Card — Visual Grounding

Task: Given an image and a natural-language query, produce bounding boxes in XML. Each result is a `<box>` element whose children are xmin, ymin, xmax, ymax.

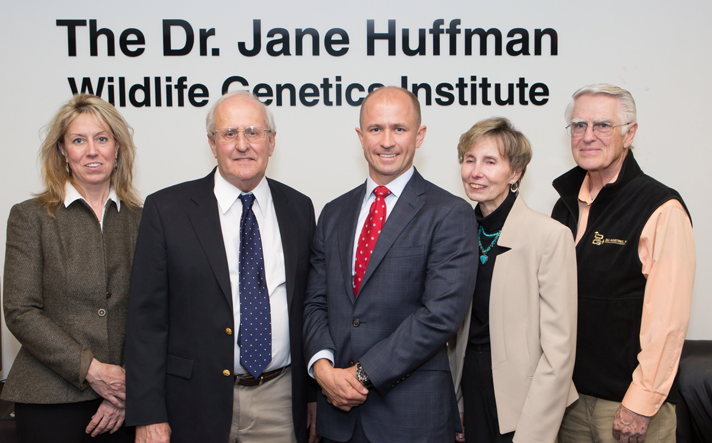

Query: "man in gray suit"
<box><xmin>303</xmin><ymin>86</ymin><xmax>478</xmax><ymax>442</ymax></box>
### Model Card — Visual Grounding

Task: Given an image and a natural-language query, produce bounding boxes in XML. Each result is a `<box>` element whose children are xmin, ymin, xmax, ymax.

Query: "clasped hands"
<box><xmin>85</xmin><ymin>358</ymin><xmax>126</xmax><ymax>436</ymax></box>
<box><xmin>313</xmin><ymin>359</ymin><xmax>369</xmax><ymax>412</ymax></box>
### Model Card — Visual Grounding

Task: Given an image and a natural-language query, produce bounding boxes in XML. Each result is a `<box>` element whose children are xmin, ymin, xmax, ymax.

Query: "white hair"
<box><xmin>205</xmin><ymin>90</ymin><xmax>276</xmax><ymax>137</ymax></box>
<box><xmin>564</xmin><ymin>83</ymin><xmax>637</xmax><ymax>135</ymax></box>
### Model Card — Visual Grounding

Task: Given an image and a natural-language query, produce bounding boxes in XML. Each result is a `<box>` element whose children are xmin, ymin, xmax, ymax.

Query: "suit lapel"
<box><xmin>338</xmin><ymin>184</ymin><xmax>366</xmax><ymax>303</ymax></box>
<box><xmin>187</xmin><ymin>170</ymin><xmax>233</xmax><ymax>308</ymax></box>
<box><xmin>270</xmin><ymin>179</ymin><xmax>299</xmax><ymax>310</ymax></box>
<box><xmin>360</xmin><ymin>170</ymin><xmax>426</xmax><ymax>295</ymax></box>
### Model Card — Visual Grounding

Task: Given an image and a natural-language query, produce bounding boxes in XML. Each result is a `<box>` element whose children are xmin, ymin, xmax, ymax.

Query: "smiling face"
<box><xmin>208</xmin><ymin>95</ymin><xmax>275</xmax><ymax>192</ymax></box>
<box><xmin>461</xmin><ymin>136</ymin><xmax>521</xmax><ymax>216</ymax></box>
<box><xmin>58</xmin><ymin>113</ymin><xmax>119</xmax><ymax>194</ymax></box>
<box><xmin>355</xmin><ymin>88</ymin><xmax>426</xmax><ymax>186</ymax></box>
<box><xmin>570</xmin><ymin>94</ymin><xmax>637</xmax><ymax>181</ymax></box>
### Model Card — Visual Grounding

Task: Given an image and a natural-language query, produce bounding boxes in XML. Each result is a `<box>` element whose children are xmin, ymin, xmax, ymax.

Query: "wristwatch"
<box><xmin>355</xmin><ymin>362</ymin><xmax>373</xmax><ymax>389</ymax></box>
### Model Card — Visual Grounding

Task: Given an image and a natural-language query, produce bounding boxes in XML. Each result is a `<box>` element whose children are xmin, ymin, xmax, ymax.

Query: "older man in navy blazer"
<box><xmin>303</xmin><ymin>86</ymin><xmax>478</xmax><ymax>442</ymax></box>
<box><xmin>125</xmin><ymin>91</ymin><xmax>317</xmax><ymax>443</ymax></box>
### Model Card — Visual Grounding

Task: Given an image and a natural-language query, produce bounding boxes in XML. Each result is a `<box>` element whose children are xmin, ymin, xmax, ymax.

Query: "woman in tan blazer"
<box><xmin>2</xmin><ymin>94</ymin><xmax>142</xmax><ymax>442</ymax></box>
<box><xmin>449</xmin><ymin>117</ymin><xmax>578</xmax><ymax>443</ymax></box>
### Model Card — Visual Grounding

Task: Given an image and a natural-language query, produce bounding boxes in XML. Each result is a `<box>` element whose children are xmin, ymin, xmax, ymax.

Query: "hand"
<box><xmin>86</xmin><ymin>359</ymin><xmax>126</xmax><ymax>408</ymax></box>
<box><xmin>456</xmin><ymin>412</ymin><xmax>465</xmax><ymax>442</ymax></box>
<box><xmin>136</xmin><ymin>422</ymin><xmax>171</xmax><ymax>443</ymax></box>
<box><xmin>312</xmin><ymin>359</ymin><xmax>368</xmax><ymax>412</ymax></box>
<box><xmin>612</xmin><ymin>405</ymin><xmax>651</xmax><ymax>443</ymax></box>
<box><xmin>307</xmin><ymin>401</ymin><xmax>321</xmax><ymax>443</ymax></box>
<box><xmin>85</xmin><ymin>399</ymin><xmax>124</xmax><ymax>437</ymax></box>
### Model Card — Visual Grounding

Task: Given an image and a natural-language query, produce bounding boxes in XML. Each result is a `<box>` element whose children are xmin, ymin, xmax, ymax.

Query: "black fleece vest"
<box><xmin>552</xmin><ymin>151</ymin><xmax>689</xmax><ymax>403</ymax></box>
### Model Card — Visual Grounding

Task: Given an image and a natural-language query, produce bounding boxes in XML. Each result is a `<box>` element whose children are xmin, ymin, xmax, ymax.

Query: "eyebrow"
<box><xmin>571</xmin><ymin>118</ymin><xmax>613</xmax><ymax>124</ymax></box>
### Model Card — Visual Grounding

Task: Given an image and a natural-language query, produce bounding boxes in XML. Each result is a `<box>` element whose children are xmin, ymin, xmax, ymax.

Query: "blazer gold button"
<box><xmin>226</xmin><ymin>328</ymin><xmax>232</xmax><ymax>335</ymax></box>
<box><xmin>223</xmin><ymin>369</ymin><xmax>231</xmax><ymax>377</ymax></box>
<box><xmin>98</xmin><ymin>309</ymin><xmax>106</xmax><ymax>317</ymax></box>
<box><xmin>352</xmin><ymin>319</ymin><xmax>360</xmax><ymax>327</ymax></box>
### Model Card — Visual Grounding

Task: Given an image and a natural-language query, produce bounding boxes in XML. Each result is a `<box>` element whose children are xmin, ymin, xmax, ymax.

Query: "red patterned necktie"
<box><xmin>353</xmin><ymin>186</ymin><xmax>391</xmax><ymax>297</ymax></box>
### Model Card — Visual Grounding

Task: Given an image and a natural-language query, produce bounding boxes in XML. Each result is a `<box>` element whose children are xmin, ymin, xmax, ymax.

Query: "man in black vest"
<box><xmin>553</xmin><ymin>84</ymin><xmax>695</xmax><ymax>443</ymax></box>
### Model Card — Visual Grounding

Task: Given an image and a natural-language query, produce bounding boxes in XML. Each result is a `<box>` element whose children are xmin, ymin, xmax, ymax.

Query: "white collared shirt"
<box><xmin>308</xmin><ymin>166</ymin><xmax>415</xmax><ymax>377</ymax></box>
<box><xmin>213</xmin><ymin>170</ymin><xmax>289</xmax><ymax>375</ymax></box>
<box><xmin>63</xmin><ymin>182</ymin><xmax>120</xmax><ymax>231</ymax></box>
<box><xmin>350</xmin><ymin>166</ymin><xmax>414</xmax><ymax>275</ymax></box>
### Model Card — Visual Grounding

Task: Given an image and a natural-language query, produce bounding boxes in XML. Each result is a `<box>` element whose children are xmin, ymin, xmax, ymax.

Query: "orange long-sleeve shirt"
<box><xmin>575</xmin><ymin>174</ymin><xmax>696</xmax><ymax>416</ymax></box>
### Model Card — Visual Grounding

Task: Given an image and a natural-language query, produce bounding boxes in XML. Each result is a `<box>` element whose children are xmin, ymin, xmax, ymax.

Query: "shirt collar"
<box><xmin>214</xmin><ymin>170</ymin><xmax>271</xmax><ymax>217</ymax></box>
<box><xmin>578</xmin><ymin>174</ymin><xmax>593</xmax><ymax>205</ymax></box>
<box><xmin>365</xmin><ymin>166</ymin><xmax>414</xmax><ymax>199</ymax></box>
<box><xmin>579</xmin><ymin>170</ymin><xmax>621</xmax><ymax>205</ymax></box>
<box><xmin>64</xmin><ymin>181</ymin><xmax>120</xmax><ymax>211</ymax></box>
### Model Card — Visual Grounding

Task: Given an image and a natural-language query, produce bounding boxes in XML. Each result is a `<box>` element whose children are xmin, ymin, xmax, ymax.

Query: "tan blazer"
<box><xmin>449</xmin><ymin>195</ymin><xmax>578</xmax><ymax>443</ymax></box>
<box><xmin>2</xmin><ymin>198</ymin><xmax>141</xmax><ymax>403</ymax></box>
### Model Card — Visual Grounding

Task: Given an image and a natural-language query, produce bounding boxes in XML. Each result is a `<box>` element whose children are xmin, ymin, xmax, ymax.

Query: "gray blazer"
<box><xmin>303</xmin><ymin>169</ymin><xmax>478</xmax><ymax>442</ymax></box>
<box><xmin>2</xmin><ymin>198</ymin><xmax>141</xmax><ymax>403</ymax></box>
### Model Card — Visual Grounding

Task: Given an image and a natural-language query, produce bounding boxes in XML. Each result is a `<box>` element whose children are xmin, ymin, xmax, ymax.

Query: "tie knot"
<box><xmin>239</xmin><ymin>193</ymin><xmax>255</xmax><ymax>209</ymax></box>
<box><xmin>373</xmin><ymin>186</ymin><xmax>391</xmax><ymax>199</ymax></box>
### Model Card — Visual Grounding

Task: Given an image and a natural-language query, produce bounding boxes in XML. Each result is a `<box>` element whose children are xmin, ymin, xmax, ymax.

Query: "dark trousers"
<box><xmin>323</xmin><ymin>411</ymin><xmax>369</xmax><ymax>443</ymax></box>
<box><xmin>14</xmin><ymin>399</ymin><xmax>132</xmax><ymax>443</ymax></box>
<box><xmin>461</xmin><ymin>344</ymin><xmax>515</xmax><ymax>443</ymax></box>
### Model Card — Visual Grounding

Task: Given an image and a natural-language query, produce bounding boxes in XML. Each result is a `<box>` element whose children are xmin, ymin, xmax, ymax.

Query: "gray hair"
<box><xmin>205</xmin><ymin>90</ymin><xmax>276</xmax><ymax>137</ymax></box>
<box><xmin>564</xmin><ymin>83</ymin><xmax>637</xmax><ymax>135</ymax></box>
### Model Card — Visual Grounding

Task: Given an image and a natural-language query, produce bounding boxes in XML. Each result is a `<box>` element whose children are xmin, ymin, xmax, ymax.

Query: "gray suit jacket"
<box><xmin>2</xmin><ymin>198</ymin><xmax>141</xmax><ymax>403</ymax></box>
<box><xmin>449</xmin><ymin>195</ymin><xmax>578</xmax><ymax>442</ymax></box>
<box><xmin>303</xmin><ymin>169</ymin><xmax>478</xmax><ymax>442</ymax></box>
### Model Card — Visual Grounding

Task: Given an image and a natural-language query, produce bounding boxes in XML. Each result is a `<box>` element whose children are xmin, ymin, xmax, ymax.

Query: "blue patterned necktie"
<box><xmin>237</xmin><ymin>193</ymin><xmax>272</xmax><ymax>378</ymax></box>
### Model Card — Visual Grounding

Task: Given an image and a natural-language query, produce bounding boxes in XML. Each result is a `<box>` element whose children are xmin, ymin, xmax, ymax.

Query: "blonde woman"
<box><xmin>2</xmin><ymin>94</ymin><xmax>142</xmax><ymax>442</ymax></box>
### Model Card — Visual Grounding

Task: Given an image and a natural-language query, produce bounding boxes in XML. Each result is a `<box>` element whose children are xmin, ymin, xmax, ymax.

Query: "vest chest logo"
<box><xmin>592</xmin><ymin>231</ymin><xmax>627</xmax><ymax>246</ymax></box>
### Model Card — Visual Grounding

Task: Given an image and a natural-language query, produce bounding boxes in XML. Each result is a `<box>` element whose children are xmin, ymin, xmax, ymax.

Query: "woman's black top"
<box><xmin>468</xmin><ymin>190</ymin><xmax>517</xmax><ymax>346</ymax></box>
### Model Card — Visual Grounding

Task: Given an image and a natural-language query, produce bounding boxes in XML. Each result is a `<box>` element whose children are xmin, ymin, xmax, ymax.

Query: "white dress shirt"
<box><xmin>213</xmin><ymin>171</ymin><xmax>290</xmax><ymax>375</ymax></box>
<box><xmin>63</xmin><ymin>182</ymin><xmax>120</xmax><ymax>231</ymax></box>
<box><xmin>308</xmin><ymin>166</ymin><xmax>415</xmax><ymax>376</ymax></box>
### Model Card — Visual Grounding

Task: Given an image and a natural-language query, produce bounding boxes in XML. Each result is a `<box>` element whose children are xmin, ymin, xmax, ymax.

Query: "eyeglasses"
<box><xmin>213</xmin><ymin>126</ymin><xmax>271</xmax><ymax>143</ymax></box>
<box><xmin>566</xmin><ymin>122</ymin><xmax>631</xmax><ymax>137</ymax></box>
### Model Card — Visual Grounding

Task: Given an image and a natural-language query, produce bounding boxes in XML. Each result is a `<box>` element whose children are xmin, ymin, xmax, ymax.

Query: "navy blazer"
<box><xmin>125</xmin><ymin>170</ymin><xmax>315</xmax><ymax>443</ymax></box>
<box><xmin>303</xmin><ymin>169</ymin><xmax>478</xmax><ymax>442</ymax></box>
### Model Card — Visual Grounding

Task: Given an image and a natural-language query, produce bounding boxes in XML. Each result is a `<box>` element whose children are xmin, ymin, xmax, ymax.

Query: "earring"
<box><xmin>66</xmin><ymin>161</ymin><xmax>70</xmax><ymax>176</ymax></box>
<box><xmin>510</xmin><ymin>182</ymin><xmax>519</xmax><ymax>193</ymax></box>
<box><xmin>114</xmin><ymin>158</ymin><xmax>118</xmax><ymax>171</ymax></box>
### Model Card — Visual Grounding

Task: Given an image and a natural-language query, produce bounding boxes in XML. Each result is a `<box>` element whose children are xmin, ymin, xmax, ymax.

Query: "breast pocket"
<box><xmin>385</xmin><ymin>245</ymin><xmax>424</xmax><ymax>258</ymax></box>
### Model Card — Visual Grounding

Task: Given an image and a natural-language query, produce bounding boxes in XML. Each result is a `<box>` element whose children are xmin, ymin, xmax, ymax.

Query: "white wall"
<box><xmin>2</xmin><ymin>0</ymin><xmax>710</xmax><ymax>377</ymax></box>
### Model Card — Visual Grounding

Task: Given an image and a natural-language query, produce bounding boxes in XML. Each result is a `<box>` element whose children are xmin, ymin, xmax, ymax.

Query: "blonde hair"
<box><xmin>35</xmin><ymin>94</ymin><xmax>141</xmax><ymax>213</ymax></box>
<box><xmin>457</xmin><ymin>117</ymin><xmax>533</xmax><ymax>187</ymax></box>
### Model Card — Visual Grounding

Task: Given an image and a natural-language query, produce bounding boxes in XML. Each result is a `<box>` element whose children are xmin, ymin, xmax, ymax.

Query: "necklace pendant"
<box><xmin>480</xmin><ymin>255</ymin><xmax>488</xmax><ymax>264</ymax></box>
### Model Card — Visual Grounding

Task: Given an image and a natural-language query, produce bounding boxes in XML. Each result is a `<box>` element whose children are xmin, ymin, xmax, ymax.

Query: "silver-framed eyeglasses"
<box><xmin>566</xmin><ymin>122</ymin><xmax>631</xmax><ymax>137</ymax></box>
<box><xmin>213</xmin><ymin>126</ymin><xmax>271</xmax><ymax>143</ymax></box>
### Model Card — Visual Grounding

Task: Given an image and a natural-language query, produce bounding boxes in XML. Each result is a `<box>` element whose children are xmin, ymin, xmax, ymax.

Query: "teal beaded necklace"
<box><xmin>478</xmin><ymin>225</ymin><xmax>502</xmax><ymax>264</ymax></box>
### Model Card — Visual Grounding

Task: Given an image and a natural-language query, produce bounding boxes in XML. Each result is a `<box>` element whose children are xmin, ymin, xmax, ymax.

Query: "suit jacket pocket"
<box><xmin>385</xmin><ymin>245</ymin><xmax>424</xmax><ymax>258</ymax></box>
<box><xmin>166</xmin><ymin>354</ymin><xmax>194</xmax><ymax>379</ymax></box>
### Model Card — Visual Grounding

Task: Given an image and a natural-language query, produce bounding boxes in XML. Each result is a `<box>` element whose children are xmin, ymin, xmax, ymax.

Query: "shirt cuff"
<box><xmin>79</xmin><ymin>347</ymin><xmax>94</xmax><ymax>389</ymax></box>
<box><xmin>621</xmin><ymin>382</ymin><xmax>668</xmax><ymax>417</ymax></box>
<box><xmin>308</xmin><ymin>350</ymin><xmax>335</xmax><ymax>378</ymax></box>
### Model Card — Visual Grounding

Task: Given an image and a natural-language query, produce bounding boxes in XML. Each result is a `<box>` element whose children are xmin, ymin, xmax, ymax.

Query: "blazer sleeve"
<box><xmin>514</xmin><ymin>224</ymin><xmax>578</xmax><ymax>442</ymax></box>
<box><xmin>359</xmin><ymin>200</ymin><xmax>478</xmax><ymax>395</ymax></box>
<box><xmin>125</xmin><ymin>195</ymin><xmax>171</xmax><ymax>426</ymax></box>
<box><xmin>302</xmin><ymin>207</ymin><xmax>337</xmax><ymax>362</ymax></box>
<box><xmin>3</xmin><ymin>202</ymin><xmax>93</xmax><ymax>390</ymax></box>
